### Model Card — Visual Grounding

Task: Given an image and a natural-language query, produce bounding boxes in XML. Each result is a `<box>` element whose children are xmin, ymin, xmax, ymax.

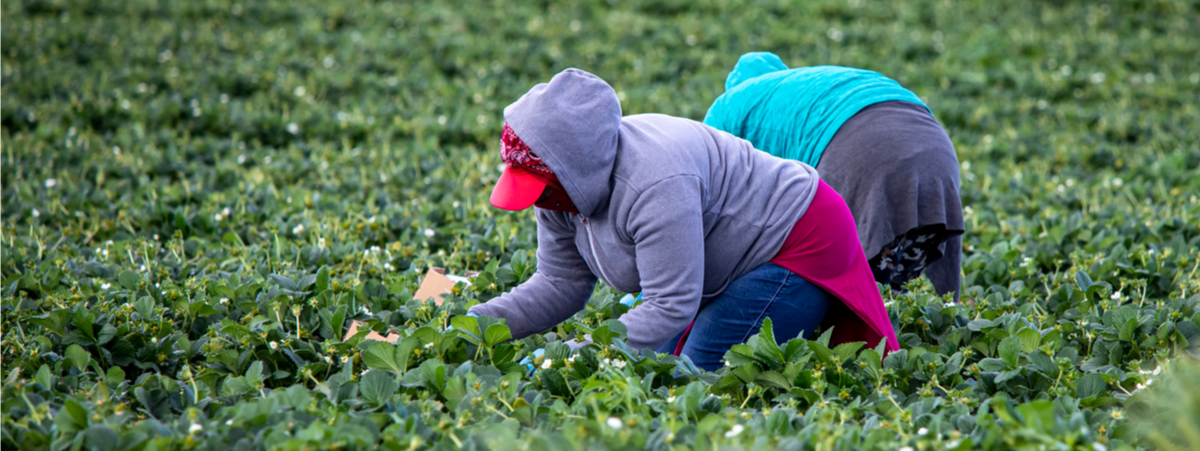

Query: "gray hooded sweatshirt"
<box><xmin>469</xmin><ymin>69</ymin><xmax>821</xmax><ymax>350</ymax></box>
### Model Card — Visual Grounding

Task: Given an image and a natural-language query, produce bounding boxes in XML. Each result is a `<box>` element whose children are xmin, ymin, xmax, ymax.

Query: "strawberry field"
<box><xmin>3</xmin><ymin>0</ymin><xmax>1200</xmax><ymax>450</ymax></box>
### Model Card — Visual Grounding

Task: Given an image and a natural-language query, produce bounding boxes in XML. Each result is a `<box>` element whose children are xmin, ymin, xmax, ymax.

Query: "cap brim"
<box><xmin>490</xmin><ymin>166</ymin><xmax>548</xmax><ymax>211</ymax></box>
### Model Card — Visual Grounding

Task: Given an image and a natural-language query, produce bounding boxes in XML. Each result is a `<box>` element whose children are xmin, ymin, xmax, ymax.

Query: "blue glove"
<box><xmin>518</xmin><ymin>348</ymin><xmax>545</xmax><ymax>375</ymax></box>
<box><xmin>618</xmin><ymin>292</ymin><xmax>643</xmax><ymax>307</ymax></box>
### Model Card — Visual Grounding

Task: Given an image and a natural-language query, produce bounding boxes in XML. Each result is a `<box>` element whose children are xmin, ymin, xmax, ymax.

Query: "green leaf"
<box><xmin>591</xmin><ymin>324</ymin><xmax>614</xmax><ymax>346</ymax></box>
<box><xmin>104</xmin><ymin>366</ymin><xmax>126</xmax><ymax>388</ymax></box>
<box><xmin>65</xmin><ymin>344</ymin><xmax>91</xmax><ymax>372</ymax></box>
<box><xmin>364</xmin><ymin>341</ymin><xmax>403</xmax><ymax>373</ymax></box>
<box><xmin>484</xmin><ymin>324</ymin><xmax>512</xmax><ymax>347</ymax></box>
<box><xmin>883</xmin><ymin>349</ymin><xmax>908</xmax><ymax>371</ymax></box>
<box><xmin>814</xmin><ymin>327</ymin><xmax>834</xmax><ymax>347</ymax></box>
<box><xmin>444</xmin><ymin>375</ymin><xmax>468</xmax><ymax>409</ymax></box>
<box><xmin>540</xmin><ymin>370</ymin><xmax>572</xmax><ymax>399</ymax></box>
<box><xmin>751</xmin><ymin>318</ymin><xmax>785</xmax><ymax>365</ymax></box>
<box><xmin>34</xmin><ymin>365</ymin><xmax>53</xmax><ymax>389</ymax></box>
<box><xmin>858</xmin><ymin>348</ymin><xmax>884</xmax><ymax>380</ymax></box>
<box><xmin>54</xmin><ymin>398</ymin><xmax>90</xmax><ymax>433</ymax></box>
<box><xmin>491</xmin><ymin>342</ymin><xmax>517</xmax><ymax>368</ymax></box>
<box><xmin>1017</xmin><ymin>328</ymin><xmax>1042</xmax><ymax>353</ymax></box>
<box><xmin>296</xmin><ymin>273</ymin><xmax>317</xmax><ymax>290</ymax></box>
<box><xmin>319</xmin><ymin>305</ymin><xmax>348</xmax><ymax>341</ymax></box>
<box><xmin>832</xmin><ymin>342</ymin><xmax>865</xmax><ymax>364</ymax></box>
<box><xmin>544</xmin><ymin>341</ymin><xmax>571</xmax><ymax>361</ymax></box>
<box><xmin>134</xmin><ymin>296</ymin><xmax>155</xmax><ymax>320</ymax></box>
<box><xmin>83</xmin><ymin>425</ymin><xmax>121</xmax><ymax>451</ymax></box>
<box><xmin>134</xmin><ymin>387</ymin><xmax>172</xmax><ymax>418</ymax></box>
<box><xmin>994</xmin><ymin>369</ymin><xmax>1022</xmax><ymax>384</ymax></box>
<box><xmin>753</xmin><ymin>371</ymin><xmax>791</xmax><ymax>390</ymax></box>
<box><xmin>269</xmin><ymin>274</ymin><xmax>298</xmax><ymax>291</ymax></box>
<box><xmin>1028</xmin><ymin>351</ymin><xmax>1058</xmax><ymax>375</ymax></box>
<box><xmin>807</xmin><ymin>341</ymin><xmax>835</xmax><ymax>366</ymax></box>
<box><xmin>418</xmin><ymin>359</ymin><xmax>447</xmax><ymax>392</ymax></box>
<box><xmin>244</xmin><ymin>361</ymin><xmax>264</xmax><ymax>385</ymax></box>
<box><xmin>967</xmin><ymin>319</ymin><xmax>997</xmax><ymax>331</ymax></box>
<box><xmin>939</xmin><ymin>352</ymin><xmax>964</xmax><ymax>379</ymax></box>
<box><xmin>222</xmin><ymin>376</ymin><xmax>253</xmax><ymax>396</ymax></box>
<box><xmin>71</xmin><ymin>305</ymin><xmax>96</xmax><ymax>341</ymax></box>
<box><xmin>998</xmin><ymin>335</ymin><xmax>1023</xmax><ymax>369</ymax></box>
<box><xmin>451</xmin><ymin>315</ymin><xmax>481</xmax><ymax>338</ymax></box>
<box><xmin>118</xmin><ymin>270</ymin><xmax>142</xmax><ymax>291</ymax></box>
<box><xmin>393</xmin><ymin>336</ymin><xmax>421</xmax><ymax>375</ymax></box>
<box><xmin>1074</xmin><ymin>270</ymin><xmax>1093</xmax><ymax>291</ymax></box>
<box><xmin>29</xmin><ymin>309</ymin><xmax>71</xmax><ymax>336</ymax></box>
<box><xmin>364</xmin><ymin>279</ymin><xmax>388</xmax><ymax>300</ymax></box>
<box><xmin>1119</xmin><ymin>316</ymin><xmax>1138</xmax><ymax>343</ymax></box>
<box><xmin>360</xmin><ymin>370</ymin><xmax>399</xmax><ymax>405</ymax></box>
<box><xmin>979</xmin><ymin>358</ymin><xmax>1009</xmax><ymax>372</ymax></box>
<box><xmin>732</xmin><ymin>363</ymin><xmax>762</xmax><ymax>384</ymax></box>
<box><xmin>724</xmin><ymin>344</ymin><xmax>759</xmax><ymax>367</ymax></box>
<box><xmin>315</xmin><ymin>266</ymin><xmax>330</xmax><ymax>292</ymax></box>
<box><xmin>1015</xmin><ymin>400</ymin><xmax>1055</xmax><ymax>432</ymax></box>
<box><xmin>1075</xmin><ymin>373</ymin><xmax>1107</xmax><ymax>399</ymax></box>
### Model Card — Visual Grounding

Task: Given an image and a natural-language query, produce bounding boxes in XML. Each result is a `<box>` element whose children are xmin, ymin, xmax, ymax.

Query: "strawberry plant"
<box><xmin>3</xmin><ymin>0</ymin><xmax>1199</xmax><ymax>450</ymax></box>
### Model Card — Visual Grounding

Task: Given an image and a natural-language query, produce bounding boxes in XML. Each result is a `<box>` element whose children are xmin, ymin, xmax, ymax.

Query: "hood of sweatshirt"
<box><xmin>503</xmin><ymin>68</ymin><xmax>622</xmax><ymax>218</ymax></box>
<box><xmin>723</xmin><ymin>51</ymin><xmax>789</xmax><ymax>91</ymax></box>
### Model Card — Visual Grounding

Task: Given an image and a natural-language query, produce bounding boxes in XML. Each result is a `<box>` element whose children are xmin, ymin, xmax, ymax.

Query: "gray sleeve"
<box><xmin>468</xmin><ymin>209</ymin><xmax>597</xmax><ymax>339</ymax></box>
<box><xmin>617</xmin><ymin>176</ymin><xmax>706</xmax><ymax>351</ymax></box>
<box><xmin>925</xmin><ymin>233</ymin><xmax>962</xmax><ymax>303</ymax></box>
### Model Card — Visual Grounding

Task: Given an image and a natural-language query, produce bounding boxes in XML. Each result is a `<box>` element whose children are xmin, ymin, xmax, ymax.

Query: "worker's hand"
<box><xmin>565</xmin><ymin>336</ymin><xmax>591</xmax><ymax>351</ymax></box>
<box><xmin>618</xmin><ymin>292</ymin><xmax>642</xmax><ymax>307</ymax></box>
<box><xmin>518</xmin><ymin>348</ymin><xmax>545</xmax><ymax>375</ymax></box>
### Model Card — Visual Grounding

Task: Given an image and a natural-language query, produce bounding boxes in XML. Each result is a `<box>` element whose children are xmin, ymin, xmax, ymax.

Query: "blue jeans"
<box><xmin>655</xmin><ymin>263</ymin><xmax>833</xmax><ymax>371</ymax></box>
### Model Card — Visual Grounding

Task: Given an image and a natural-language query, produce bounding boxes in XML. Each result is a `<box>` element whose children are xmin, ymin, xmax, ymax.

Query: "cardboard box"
<box><xmin>342</xmin><ymin>267</ymin><xmax>476</xmax><ymax>343</ymax></box>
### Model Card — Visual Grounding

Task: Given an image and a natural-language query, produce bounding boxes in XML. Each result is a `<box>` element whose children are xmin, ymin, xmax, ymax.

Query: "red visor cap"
<box><xmin>490</xmin><ymin>165</ymin><xmax>553</xmax><ymax>211</ymax></box>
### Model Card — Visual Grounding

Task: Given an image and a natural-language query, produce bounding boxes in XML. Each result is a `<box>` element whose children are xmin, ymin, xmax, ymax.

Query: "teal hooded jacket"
<box><xmin>703</xmin><ymin>52</ymin><xmax>928</xmax><ymax>167</ymax></box>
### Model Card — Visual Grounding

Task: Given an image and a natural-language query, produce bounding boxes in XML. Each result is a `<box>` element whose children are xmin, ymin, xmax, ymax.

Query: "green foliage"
<box><xmin>2</xmin><ymin>0</ymin><xmax>1199</xmax><ymax>450</ymax></box>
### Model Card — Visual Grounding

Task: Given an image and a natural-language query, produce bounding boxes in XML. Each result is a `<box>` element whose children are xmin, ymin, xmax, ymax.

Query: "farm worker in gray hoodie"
<box><xmin>469</xmin><ymin>68</ymin><xmax>900</xmax><ymax>370</ymax></box>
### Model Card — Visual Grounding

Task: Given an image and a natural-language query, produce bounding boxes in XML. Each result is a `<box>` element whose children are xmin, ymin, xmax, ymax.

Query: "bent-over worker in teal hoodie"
<box><xmin>704</xmin><ymin>52</ymin><xmax>965</xmax><ymax>301</ymax></box>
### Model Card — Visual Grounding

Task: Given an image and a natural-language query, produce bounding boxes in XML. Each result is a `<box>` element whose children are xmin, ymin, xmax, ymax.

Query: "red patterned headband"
<box><xmin>501</xmin><ymin>123</ymin><xmax>554</xmax><ymax>175</ymax></box>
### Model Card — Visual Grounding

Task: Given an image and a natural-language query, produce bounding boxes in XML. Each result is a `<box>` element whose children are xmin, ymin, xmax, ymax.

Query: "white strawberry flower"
<box><xmin>541</xmin><ymin>359</ymin><xmax>553</xmax><ymax>370</ymax></box>
<box><xmin>725</xmin><ymin>424</ymin><xmax>744</xmax><ymax>438</ymax></box>
<box><xmin>606</xmin><ymin>417</ymin><xmax>623</xmax><ymax>429</ymax></box>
